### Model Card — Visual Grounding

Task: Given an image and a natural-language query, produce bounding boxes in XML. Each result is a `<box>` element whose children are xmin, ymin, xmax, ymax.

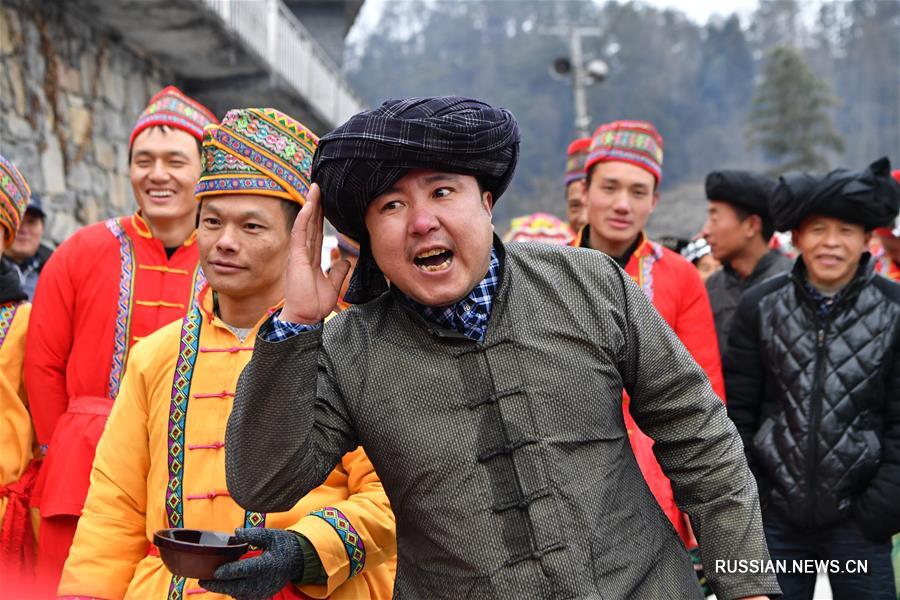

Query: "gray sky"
<box><xmin>348</xmin><ymin>0</ymin><xmax>764</xmax><ymax>44</ymax></box>
<box><xmin>640</xmin><ymin>0</ymin><xmax>760</xmax><ymax>22</ymax></box>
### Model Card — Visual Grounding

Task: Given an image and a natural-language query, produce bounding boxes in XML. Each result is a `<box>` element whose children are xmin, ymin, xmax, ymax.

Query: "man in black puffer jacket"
<box><xmin>726</xmin><ymin>157</ymin><xmax>900</xmax><ymax>600</ymax></box>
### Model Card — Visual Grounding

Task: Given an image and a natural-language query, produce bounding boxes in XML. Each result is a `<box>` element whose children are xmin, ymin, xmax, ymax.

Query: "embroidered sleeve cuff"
<box><xmin>261</xmin><ymin>310</ymin><xmax>322</xmax><ymax>342</ymax></box>
<box><xmin>308</xmin><ymin>507</ymin><xmax>366</xmax><ymax>579</ymax></box>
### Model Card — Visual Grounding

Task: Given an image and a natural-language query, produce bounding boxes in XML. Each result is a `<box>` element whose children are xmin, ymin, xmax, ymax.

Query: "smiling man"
<box><xmin>224</xmin><ymin>97</ymin><xmax>778</xmax><ymax>600</ymax></box>
<box><xmin>24</xmin><ymin>86</ymin><xmax>216</xmax><ymax>592</ymax></box>
<box><xmin>58</xmin><ymin>108</ymin><xmax>395</xmax><ymax>600</ymax></box>
<box><xmin>725</xmin><ymin>157</ymin><xmax>900</xmax><ymax>599</ymax></box>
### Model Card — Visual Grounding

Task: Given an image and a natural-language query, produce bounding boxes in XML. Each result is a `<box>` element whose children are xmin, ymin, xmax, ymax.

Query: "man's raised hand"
<box><xmin>280</xmin><ymin>183</ymin><xmax>351</xmax><ymax>324</ymax></box>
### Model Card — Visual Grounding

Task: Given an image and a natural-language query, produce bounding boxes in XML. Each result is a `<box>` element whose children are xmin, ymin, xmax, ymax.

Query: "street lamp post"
<box><xmin>543</xmin><ymin>25</ymin><xmax>609</xmax><ymax>138</ymax></box>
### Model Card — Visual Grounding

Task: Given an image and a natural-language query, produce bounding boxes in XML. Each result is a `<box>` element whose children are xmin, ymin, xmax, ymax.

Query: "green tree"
<box><xmin>747</xmin><ymin>45</ymin><xmax>844</xmax><ymax>173</ymax></box>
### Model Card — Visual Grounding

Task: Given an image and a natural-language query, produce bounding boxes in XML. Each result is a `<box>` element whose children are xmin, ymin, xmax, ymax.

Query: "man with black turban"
<box><xmin>701</xmin><ymin>169</ymin><xmax>792</xmax><ymax>357</ymax></box>
<box><xmin>225</xmin><ymin>96</ymin><xmax>779</xmax><ymax>600</ymax></box>
<box><xmin>725</xmin><ymin>157</ymin><xmax>900</xmax><ymax>599</ymax></box>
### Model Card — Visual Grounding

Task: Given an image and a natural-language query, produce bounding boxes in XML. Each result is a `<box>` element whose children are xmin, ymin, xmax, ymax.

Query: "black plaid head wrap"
<box><xmin>770</xmin><ymin>157</ymin><xmax>900</xmax><ymax>232</ymax></box>
<box><xmin>312</xmin><ymin>96</ymin><xmax>520</xmax><ymax>304</ymax></box>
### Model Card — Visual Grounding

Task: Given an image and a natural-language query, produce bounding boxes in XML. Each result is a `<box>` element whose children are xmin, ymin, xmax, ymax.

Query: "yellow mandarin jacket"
<box><xmin>1</xmin><ymin>301</ymin><xmax>37</xmax><ymax>521</ymax></box>
<box><xmin>59</xmin><ymin>286</ymin><xmax>396</xmax><ymax>599</ymax></box>
<box><xmin>1</xmin><ymin>301</ymin><xmax>31</xmax><ymax>489</ymax></box>
<box><xmin>1</xmin><ymin>300</ymin><xmax>40</xmax><ymax>586</ymax></box>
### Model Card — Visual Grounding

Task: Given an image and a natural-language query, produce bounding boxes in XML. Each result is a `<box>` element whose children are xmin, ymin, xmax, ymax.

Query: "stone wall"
<box><xmin>0</xmin><ymin>0</ymin><xmax>170</xmax><ymax>244</ymax></box>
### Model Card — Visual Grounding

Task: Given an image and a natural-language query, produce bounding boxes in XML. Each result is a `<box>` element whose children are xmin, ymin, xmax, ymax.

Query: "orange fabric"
<box><xmin>573</xmin><ymin>230</ymin><xmax>724</xmax><ymax>547</ymax></box>
<box><xmin>24</xmin><ymin>213</ymin><xmax>200</xmax><ymax>586</ymax></box>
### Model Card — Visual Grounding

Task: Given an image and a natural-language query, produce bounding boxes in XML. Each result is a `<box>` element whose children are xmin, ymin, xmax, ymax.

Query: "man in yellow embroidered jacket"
<box><xmin>1</xmin><ymin>153</ymin><xmax>41</xmax><ymax>592</ymax></box>
<box><xmin>58</xmin><ymin>108</ymin><xmax>396</xmax><ymax>600</ymax></box>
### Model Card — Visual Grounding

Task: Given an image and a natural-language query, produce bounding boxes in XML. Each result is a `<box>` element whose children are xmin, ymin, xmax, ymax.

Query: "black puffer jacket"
<box><xmin>725</xmin><ymin>256</ymin><xmax>900</xmax><ymax>541</ymax></box>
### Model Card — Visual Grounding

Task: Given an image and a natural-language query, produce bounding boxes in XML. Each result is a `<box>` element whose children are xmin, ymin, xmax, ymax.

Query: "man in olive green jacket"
<box><xmin>226</xmin><ymin>97</ymin><xmax>779</xmax><ymax>600</ymax></box>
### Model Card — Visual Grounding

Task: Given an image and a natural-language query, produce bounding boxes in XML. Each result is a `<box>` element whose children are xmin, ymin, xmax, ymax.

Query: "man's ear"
<box><xmin>482</xmin><ymin>191</ymin><xmax>493</xmax><ymax>216</ymax></box>
<box><xmin>746</xmin><ymin>214</ymin><xmax>763</xmax><ymax>239</ymax></box>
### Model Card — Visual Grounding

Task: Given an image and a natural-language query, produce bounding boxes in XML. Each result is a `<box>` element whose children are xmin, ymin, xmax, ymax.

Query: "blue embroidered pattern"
<box><xmin>310</xmin><ymin>507</ymin><xmax>366</xmax><ymax>578</ymax></box>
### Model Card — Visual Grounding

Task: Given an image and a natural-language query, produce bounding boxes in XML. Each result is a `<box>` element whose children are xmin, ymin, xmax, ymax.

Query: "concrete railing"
<box><xmin>202</xmin><ymin>0</ymin><xmax>365</xmax><ymax>126</ymax></box>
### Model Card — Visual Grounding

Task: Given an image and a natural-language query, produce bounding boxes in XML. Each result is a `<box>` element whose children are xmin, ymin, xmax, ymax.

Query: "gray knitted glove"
<box><xmin>200</xmin><ymin>528</ymin><xmax>304</xmax><ymax>600</ymax></box>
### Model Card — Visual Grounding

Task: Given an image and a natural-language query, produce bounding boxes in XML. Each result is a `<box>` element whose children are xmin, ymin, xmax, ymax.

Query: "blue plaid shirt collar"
<box><xmin>399</xmin><ymin>247</ymin><xmax>500</xmax><ymax>343</ymax></box>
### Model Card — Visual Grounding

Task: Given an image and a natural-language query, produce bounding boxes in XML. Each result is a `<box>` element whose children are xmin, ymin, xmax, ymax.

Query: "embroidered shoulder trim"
<box><xmin>630</xmin><ymin>240</ymin><xmax>664</xmax><ymax>301</ymax></box>
<box><xmin>105</xmin><ymin>218</ymin><xmax>136</xmax><ymax>398</ymax></box>
<box><xmin>165</xmin><ymin>305</ymin><xmax>202</xmax><ymax>528</ymax></box>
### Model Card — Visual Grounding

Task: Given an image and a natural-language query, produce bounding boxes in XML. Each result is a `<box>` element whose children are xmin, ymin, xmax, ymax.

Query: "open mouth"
<box><xmin>147</xmin><ymin>189</ymin><xmax>175</xmax><ymax>200</ymax></box>
<box><xmin>413</xmin><ymin>248</ymin><xmax>453</xmax><ymax>272</ymax></box>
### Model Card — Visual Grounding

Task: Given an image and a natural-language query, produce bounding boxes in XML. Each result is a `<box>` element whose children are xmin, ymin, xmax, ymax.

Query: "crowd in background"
<box><xmin>1</xmin><ymin>82</ymin><xmax>898</xmax><ymax>600</ymax></box>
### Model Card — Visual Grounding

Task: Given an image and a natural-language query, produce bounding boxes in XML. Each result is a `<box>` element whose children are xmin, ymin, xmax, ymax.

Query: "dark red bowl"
<box><xmin>153</xmin><ymin>528</ymin><xmax>248</xmax><ymax>580</ymax></box>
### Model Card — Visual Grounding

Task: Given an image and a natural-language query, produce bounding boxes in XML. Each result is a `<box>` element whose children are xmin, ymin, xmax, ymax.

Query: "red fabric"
<box><xmin>37</xmin><ymin>514</ymin><xmax>79</xmax><ymax>597</ymax></box>
<box><xmin>567</xmin><ymin>137</ymin><xmax>591</xmax><ymax>155</ymax></box>
<box><xmin>620</xmin><ymin>237</ymin><xmax>725</xmax><ymax>548</ymax></box>
<box><xmin>0</xmin><ymin>459</ymin><xmax>41</xmax><ymax>584</ymax></box>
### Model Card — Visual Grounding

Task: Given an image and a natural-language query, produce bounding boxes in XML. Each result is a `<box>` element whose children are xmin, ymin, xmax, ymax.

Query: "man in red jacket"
<box><xmin>573</xmin><ymin>120</ymin><xmax>725</xmax><ymax>554</ymax></box>
<box><xmin>24</xmin><ymin>86</ymin><xmax>216</xmax><ymax>593</ymax></box>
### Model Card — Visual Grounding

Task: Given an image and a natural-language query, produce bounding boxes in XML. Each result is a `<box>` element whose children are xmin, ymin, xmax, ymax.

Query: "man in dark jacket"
<box><xmin>220</xmin><ymin>97</ymin><xmax>779</xmax><ymax>600</ymax></box>
<box><xmin>725</xmin><ymin>157</ymin><xmax>900</xmax><ymax>599</ymax></box>
<box><xmin>702</xmin><ymin>170</ymin><xmax>792</xmax><ymax>356</ymax></box>
<box><xmin>3</xmin><ymin>193</ymin><xmax>53</xmax><ymax>299</ymax></box>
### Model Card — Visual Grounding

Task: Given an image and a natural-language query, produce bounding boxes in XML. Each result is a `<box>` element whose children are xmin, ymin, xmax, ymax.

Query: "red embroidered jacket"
<box><xmin>24</xmin><ymin>213</ymin><xmax>202</xmax><ymax>518</ymax></box>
